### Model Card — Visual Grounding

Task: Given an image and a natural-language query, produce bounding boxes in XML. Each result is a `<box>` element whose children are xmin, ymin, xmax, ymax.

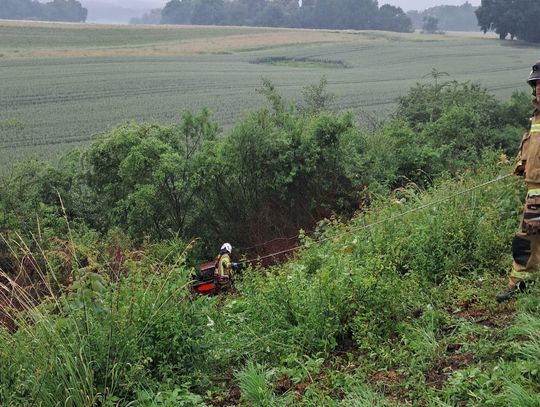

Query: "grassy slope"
<box><xmin>216</xmin><ymin>163</ymin><xmax>539</xmax><ymax>406</ymax></box>
<box><xmin>0</xmin><ymin>20</ymin><xmax>281</xmax><ymax>49</ymax></box>
<box><xmin>0</xmin><ymin>21</ymin><xmax>536</xmax><ymax>173</ymax></box>
<box><xmin>1</xmin><ymin>161</ymin><xmax>540</xmax><ymax>405</ymax></box>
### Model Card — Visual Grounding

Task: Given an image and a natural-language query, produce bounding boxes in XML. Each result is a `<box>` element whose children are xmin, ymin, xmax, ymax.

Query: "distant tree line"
<box><xmin>158</xmin><ymin>0</ymin><xmax>412</xmax><ymax>32</ymax></box>
<box><xmin>129</xmin><ymin>9</ymin><xmax>162</xmax><ymax>25</ymax></box>
<box><xmin>407</xmin><ymin>2</ymin><xmax>478</xmax><ymax>32</ymax></box>
<box><xmin>476</xmin><ymin>0</ymin><xmax>540</xmax><ymax>42</ymax></box>
<box><xmin>0</xmin><ymin>0</ymin><xmax>87</xmax><ymax>22</ymax></box>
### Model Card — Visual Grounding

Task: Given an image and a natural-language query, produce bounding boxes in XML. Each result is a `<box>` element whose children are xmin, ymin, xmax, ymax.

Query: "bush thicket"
<box><xmin>0</xmin><ymin>78</ymin><xmax>538</xmax><ymax>405</ymax></box>
<box><xmin>0</xmin><ymin>78</ymin><xmax>529</xmax><ymax>258</ymax></box>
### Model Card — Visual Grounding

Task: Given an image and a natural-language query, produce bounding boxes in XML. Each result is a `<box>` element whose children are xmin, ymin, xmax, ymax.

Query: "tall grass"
<box><xmin>0</xmin><ymin>233</ymin><xmax>208</xmax><ymax>405</ymax></box>
<box><xmin>235</xmin><ymin>361</ymin><xmax>276</xmax><ymax>406</ymax></box>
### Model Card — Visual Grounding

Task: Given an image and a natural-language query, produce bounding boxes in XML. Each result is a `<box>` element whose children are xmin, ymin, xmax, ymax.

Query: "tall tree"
<box><xmin>0</xmin><ymin>0</ymin><xmax>40</xmax><ymax>19</ymax></box>
<box><xmin>42</xmin><ymin>0</ymin><xmax>87</xmax><ymax>22</ymax></box>
<box><xmin>474</xmin><ymin>0</ymin><xmax>540</xmax><ymax>41</ymax></box>
<box><xmin>341</xmin><ymin>0</ymin><xmax>379</xmax><ymax>30</ymax></box>
<box><xmin>311</xmin><ymin>0</ymin><xmax>379</xmax><ymax>30</ymax></box>
<box><xmin>161</xmin><ymin>0</ymin><xmax>194</xmax><ymax>24</ymax></box>
<box><xmin>513</xmin><ymin>0</ymin><xmax>540</xmax><ymax>42</ymax></box>
<box><xmin>475</xmin><ymin>0</ymin><xmax>515</xmax><ymax>39</ymax></box>
<box><xmin>0</xmin><ymin>0</ymin><xmax>86</xmax><ymax>22</ymax></box>
<box><xmin>191</xmin><ymin>0</ymin><xmax>226</xmax><ymax>25</ymax></box>
<box><xmin>408</xmin><ymin>3</ymin><xmax>478</xmax><ymax>32</ymax></box>
<box><xmin>376</xmin><ymin>4</ymin><xmax>412</xmax><ymax>33</ymax></box>
<box><xmin>254</xmin><ymin>3</ymin><xmax>286</xmax><ymax>27</ymax></box>
<box><xmin>422</xmin><ymin>15</ymin><xmax>439</xmax><ymax>34</ymax></box>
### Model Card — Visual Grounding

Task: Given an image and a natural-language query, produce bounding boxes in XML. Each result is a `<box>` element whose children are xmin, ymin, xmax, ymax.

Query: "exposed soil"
<box><xmin>274</xmin><ymin>375</ymin><xmax>309</xmax><ymax>398</ymax></box>
<box><xmin>0</xmin><ymin>276</ymin><xmax>23</xmax><ymax>333</ymax></box>
<box><xmin>447</xmin><ymin>296</ymin><xmax>516</xmax><ymax>329</ymax></box>
<box><xmin>369</xmin><ymin>368</ymin><xmax>403</xmax><ymax>385</ymax></box>
<box><xmin>426</xmin><ymin>353</ymin><xmax>475</xmax><ymax>390</ymax></box>
<box><xmin>368</xmin><ymin>368</ymin><xmax>409</xmax><ymax>403</ymax></box>
<box><xmin>206</xmin><ymin>368</ymin><xmax>242</xmax><ymax>407</ymax></box>
<box><xmin>208</xmin><ymin>386</ymin><xmax>241</xmax><ymax>407</ymax></box>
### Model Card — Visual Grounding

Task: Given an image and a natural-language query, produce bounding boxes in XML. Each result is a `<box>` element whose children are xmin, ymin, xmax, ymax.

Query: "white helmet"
<box><xmin>220</xmin><ymin>243</ymin><xmax>232</xmax><ymax>253</ymax></box>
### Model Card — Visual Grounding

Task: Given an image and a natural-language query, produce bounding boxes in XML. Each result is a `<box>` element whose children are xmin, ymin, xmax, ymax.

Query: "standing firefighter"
<box><xmin>497</xmin><ymin>60</ymin><xmax>540</xmax><ymax>302</ymax></box>
<box><xmin>215</xmin><ymin>243</ymin><xmax>238</xmax><ymax>285</ymax></box>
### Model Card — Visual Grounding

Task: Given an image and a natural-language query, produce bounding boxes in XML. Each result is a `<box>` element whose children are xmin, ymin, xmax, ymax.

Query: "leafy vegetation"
<box><xmin>422</xmin><ymin>16</ymin><xmax>440</xmax><ymax>35</ymax></box>
<box><xmin>476</xmin><ymin>0</ymin><xmax>540</xmax><ymax>42</ymax></box>
<box><xmin>1</xmin><ymin>26</ymin><xmax>539</xmax><ymax>405</ymax></box>
<box><xmin>408</xmin><ymin>3</ymin><xmax>478</xmax><ymax>32</ymax></box>
<box><xmin>1</xmin><ymin>156</ymin><xmax>539</xmax><ymax>405</ymax></box>
<box><xmin>0</xmin><ymin>77</ymin><xmax>528</xmax><ymax>255</ymax></box>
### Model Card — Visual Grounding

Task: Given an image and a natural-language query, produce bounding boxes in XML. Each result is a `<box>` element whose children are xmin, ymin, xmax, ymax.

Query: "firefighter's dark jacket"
<box><xmin>519</xmin><ymin>100</ymin><xmax>540</xmax><ymax>186</ymax></box>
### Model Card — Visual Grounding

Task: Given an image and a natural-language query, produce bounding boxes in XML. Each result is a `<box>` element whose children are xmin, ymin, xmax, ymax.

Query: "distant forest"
<box><xmin>131</xmin><ymin>0</ymin><xmax>540</xmax><ymax>43</ymax></box>
<box><xmin>131</xmin><ymin>0</ymin><xmax>481</xmax><ymax>33</ymax></box>
<box><xmin>0</xmin><ymin>0</ymin><xmax>87</xmax><ymax>22</ymax></box>
<box><xmin>157</xmin><ymin>0</ymin><xmax>413</xmax><ymax>32</ymax></box>
<box><xmin>407</xmin><ymin>2</ymin><xmax>478</xmax><ymax>32</ymax></box>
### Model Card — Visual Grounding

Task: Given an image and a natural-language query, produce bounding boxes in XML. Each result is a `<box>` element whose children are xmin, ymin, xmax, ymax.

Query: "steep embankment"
<box><xmin>204</xmin><ymin>161</ymin><xmax>538</xmax><ymax>405</ymax></box>
<box><xmin>2</xmin><ymin>160</ymin><xmax>539</xmax><ymax>406</ymax></box>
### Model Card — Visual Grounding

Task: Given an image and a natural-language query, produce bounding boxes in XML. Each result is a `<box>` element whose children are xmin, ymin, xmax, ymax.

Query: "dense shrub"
<box><xmin>0</xmin><ymin>79</ymin><xmax>529</xmax><ymax>261</ymax></box>
<box><xmin>1</xmin><ymin>156</ymin><xmax>537</xmax><ymax>405</ymax></box>
<box><xmin>0</xmin><ymin>245</ymin><xmax>210</xmax><ymax>405</ymax></box>
<box><xmin>364</xmin><ymin>82</ymin><xmax>530</xmax><ymax>190</ymax></box>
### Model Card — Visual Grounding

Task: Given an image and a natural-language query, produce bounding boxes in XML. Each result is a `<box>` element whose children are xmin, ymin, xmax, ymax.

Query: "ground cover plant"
<box><xmin>1</xmin><ymin>71</ymin><xmax>540</xmax><ymax>405</ymax></box>
<box><xmin>1</xmin><ymin>159</ymin><xmax>539</xmax><ymax>406</ymax></box>
<box><xmin>0</xmin><ymin>20</ymin><xmax>536</xmax><ymax>174</ymax></box>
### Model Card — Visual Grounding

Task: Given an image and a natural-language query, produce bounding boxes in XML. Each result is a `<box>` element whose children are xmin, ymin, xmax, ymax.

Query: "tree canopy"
<box><xmin>422</xmin><ymin>15</ymin><xmax>439</xmax><ymax>34</ymax></box>
<box><xmin>408</xmin><ymin>2</ymin><xmax>478</xmax><ymax>32</ymax></box>
<box><xmin>0</xmin><ymin>77</ymin><xmax>529</xmax><ymax>259</ymax></box>
<box><xmin>0</xmin><ymin>0</ymin><xmax>87</xmax><ymax>22</ymax></box>
<box><xmin>159</xmin><ymin>0</ymin><xmax>412</xmax><ymax>32</ymax></box>
<box><xmin>476</xmin><ymin>0</ymin><xmax>540</xmax><ymax>42</ymax></box>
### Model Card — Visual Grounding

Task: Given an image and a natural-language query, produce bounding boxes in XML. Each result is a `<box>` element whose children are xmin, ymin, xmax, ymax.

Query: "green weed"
<box><xmin>235</xmin><ymin>360</ymin><xmax>276</xmax><ymax>407</ymax></box>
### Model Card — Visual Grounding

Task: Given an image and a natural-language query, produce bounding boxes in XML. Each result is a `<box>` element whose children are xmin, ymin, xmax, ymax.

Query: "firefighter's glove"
<box><xmin>218</xmin><ymin>275</ymin><xmax>230</xmax><ymax>285</ymax></box>
<box><xmin>514</xmin><ymin>161</ymin><xmax>526</xmax><ymax>177</ymax></box>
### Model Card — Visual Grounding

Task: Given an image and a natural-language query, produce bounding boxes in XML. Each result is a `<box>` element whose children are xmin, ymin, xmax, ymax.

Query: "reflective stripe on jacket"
<box><xmin>217</xmin><ymin>253</ymin><xmax>232</xmax><ymax>277</ymax></box>
<box><xmin>520</xmin><ymin>108</ymin><xmax>540</xmax><ymax>185</ymax></box>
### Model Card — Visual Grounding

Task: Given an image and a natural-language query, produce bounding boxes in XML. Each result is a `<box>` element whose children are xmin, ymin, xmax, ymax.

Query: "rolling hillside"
<box><xmin>0</xmin><ymin>20</ymin><xmax>528</xmax><ymax>174</ymax></box>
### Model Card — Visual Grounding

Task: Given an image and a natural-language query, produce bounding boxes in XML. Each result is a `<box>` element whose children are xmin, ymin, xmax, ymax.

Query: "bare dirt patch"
<box><xmin>369</xmin><ymin>368</ymin><xmax>403</xmax><ymax>386</ymax></box>
<box><xmin>426</xmin><ymin>353</ymin><xmax>475</xmax><ymax>390</ymax></box>
<box><xmin>206</xmin><ymin>367</ymin><xmax>242</xmax><ymax>407</ymax></box>
<box><xmin>368</xmin><ymin>368</ymin><xmax>410</xmax><ymax>403</ymax></box>
<box><xmin>447</xmin><ymin>296</ymin><xmax>516</xmax><ymax>328</ymax></box>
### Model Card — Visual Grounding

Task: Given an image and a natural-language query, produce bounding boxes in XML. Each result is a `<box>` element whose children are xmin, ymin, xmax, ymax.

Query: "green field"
<box><xmin>0</xmin><ymin>20</ymin><xmax>536</xmax><ymax>173</ymax></box>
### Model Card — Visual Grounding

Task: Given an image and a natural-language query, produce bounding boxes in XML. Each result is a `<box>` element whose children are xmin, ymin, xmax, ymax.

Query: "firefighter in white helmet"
<box><xmin>215</xmin><ymin>243</ymin><xmax>238</xmax><ymax>285</ymax></box>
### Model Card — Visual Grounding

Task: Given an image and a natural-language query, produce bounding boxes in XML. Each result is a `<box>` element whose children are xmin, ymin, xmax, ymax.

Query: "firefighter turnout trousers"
<box><xmin>510</xmin><ymin>187</ymin><xmax>540</xmax><ymax>286</ymax></box>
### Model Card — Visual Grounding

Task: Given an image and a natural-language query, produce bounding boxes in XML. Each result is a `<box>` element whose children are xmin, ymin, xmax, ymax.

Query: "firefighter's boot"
<box><xmin>496</xmin><ymin>281</ymin><xmax>530</xmax><ymax>303</ymax></box>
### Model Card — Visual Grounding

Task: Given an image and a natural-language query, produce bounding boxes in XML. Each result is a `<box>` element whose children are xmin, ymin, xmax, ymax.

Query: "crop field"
<box><xmin>0</xmin><ymin>20</ymin><xmax>537</xmax><ymax>173</ymax></box>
